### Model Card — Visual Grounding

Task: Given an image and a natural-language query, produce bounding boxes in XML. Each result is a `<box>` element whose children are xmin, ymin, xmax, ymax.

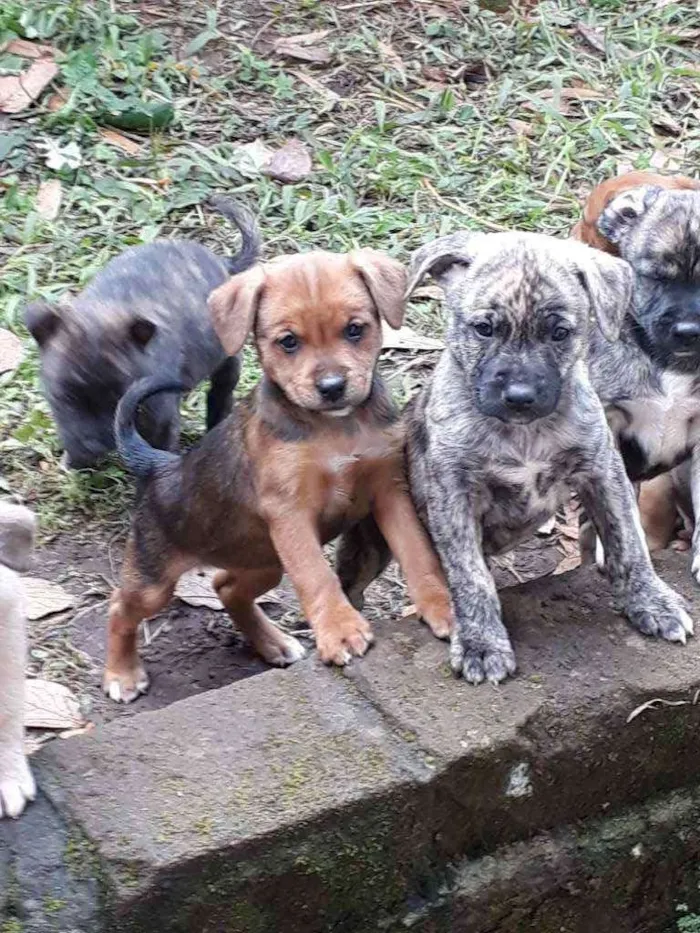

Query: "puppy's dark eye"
<box><xmin>473</xmin><ymin>321</ymin><xmax>493</xmax><ymax>338</ymax></box>
<box><xmin>277</xmin><ymin>333</ymin><xmax>299</xmax><ymax>353</ymax></box>
<box><xmin>551</xmin><ymin>325</ymin><xmax>570</xmax><ymax>342</ymax></box>
<box><xmin>344</xmin><ymin>322</ymin><xmax>364</xmax><ymax>342</ymax></box>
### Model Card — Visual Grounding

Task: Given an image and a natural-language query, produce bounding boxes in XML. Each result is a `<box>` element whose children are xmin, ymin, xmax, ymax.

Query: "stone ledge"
<box><xmin>5</xmin><ymin>552</ymin><xmax>700</xmax><ymax>932</ymax></box>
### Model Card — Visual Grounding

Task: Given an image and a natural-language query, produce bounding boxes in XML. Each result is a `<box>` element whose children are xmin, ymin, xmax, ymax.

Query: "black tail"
<box><xmin>115</xmin><ymin>377</ymin><xmax>185</xmax><ymax>480</ymax></box>
<box><xmin>208</xmin><ymin>195</ymin><xmax>261</xmax><ymax>276</ymax></box>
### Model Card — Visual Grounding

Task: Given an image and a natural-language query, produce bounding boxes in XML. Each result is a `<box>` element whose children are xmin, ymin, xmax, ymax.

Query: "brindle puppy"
<box><xmin>576</xmin><ymin>179</ymin><xmax>700</xmax><ymax>581</ymax></box>
<box><xmin>341</xmin><ymin>232</ymin><xmax>694</xmax><ymax>685</ymax></box>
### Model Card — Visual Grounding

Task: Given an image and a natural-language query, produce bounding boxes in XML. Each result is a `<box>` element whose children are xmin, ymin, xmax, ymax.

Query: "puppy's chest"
<box><xmin>612</xmin><ymin>373</ymin><xmax>700</xmax><ymax>475</ymax></box>
<box><xmin>481</xmin><ymin>455</ymin><xmax>576</xmax><ymax>554</ymax></box>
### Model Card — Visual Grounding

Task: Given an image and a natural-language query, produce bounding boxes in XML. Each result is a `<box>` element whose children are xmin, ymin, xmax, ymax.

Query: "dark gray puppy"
<box><xmin>397</xmin><ymin>231</ymin><xmax>692</xmax><ymax>685</ymax></box>
<box><xmin>585</xmin><ymin>186</ymin><xmax>700</xmax><ymax>580</ymax></box>
<box><xmin>25</xmin><ymin>197</ymin><xmax>259</xmax><ymax>468</ymax></box>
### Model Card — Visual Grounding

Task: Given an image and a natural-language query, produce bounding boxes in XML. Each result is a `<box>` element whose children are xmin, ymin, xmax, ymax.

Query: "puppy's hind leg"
<box><xmin>104</xmin><ymin>538</ymin><xmax>185</xmax><ymax>704</ymax></box>
<box><xmin>207</xmin><ymin>356</ymin><xmax>241</xmax><ymax>430</ymax></box>
<box><xmin>336</xmin><ymin>516</ymin><xmax>392</xmax><ymax>612</ymax></box>
<box><xmin>214</xmin><ymin>566</ymin><xmax>306</xmax><ymax>666</ymax></box>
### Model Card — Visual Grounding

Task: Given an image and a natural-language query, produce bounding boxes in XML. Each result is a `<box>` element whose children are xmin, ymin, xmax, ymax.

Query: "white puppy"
<box><xmin>0</xmin><ymin>502</ymin><xmax>36</xmax><ymax>819</ymax></box>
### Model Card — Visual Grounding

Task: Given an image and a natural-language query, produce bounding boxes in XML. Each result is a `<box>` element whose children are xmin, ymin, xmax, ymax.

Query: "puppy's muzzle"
<box><xmin>476</xmin><ymin>358</ymin><xmax>561</xmax><ymax>424</ymax></box>
<box><xmin>316</xmin><ymin>373</ymin><xmax>347</xmax><ymax>405</ymax></box>
<box><xmin>670</xmin><ymin>319</ymin><xmax>700</xmax><ymax>354</ymax></box>
<box><xmin>502</xmin><ymin>381</ymin><xmax>536</xmax><ymax>411</ymax></box>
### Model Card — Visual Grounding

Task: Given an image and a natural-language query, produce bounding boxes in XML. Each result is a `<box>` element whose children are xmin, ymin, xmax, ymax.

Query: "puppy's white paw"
<box><xmin>260</xmin><ymin>632</ymin><xmax>307</xmax><ymax>667</ymax></box>
<box><xmin>691</xmin><ymin>551</ymin><xmax>700</xmax><ymax>585</ymax></box>
<box><xmin>595</xmin><ymin>536</ymin><xmax>606</xmax><ymax>572</ymax></box>
<box><xmin>103</xmin><ymin>667</ymin><xmax>149</xmax><ymax>704</ymax></box>
<box><xmin>625</xmin><ymin>577</ymin><xmax>694</xmax><ymax>644</ymax></box>
<box><xmin>0</xmin><ymin>760</ymin><xmax>36</xmax><ymax>819</ymax></box>
<box><xmin>450</xmin><ymin>631</ymin><xmax>516</xmax><ymax>686</ymax></box>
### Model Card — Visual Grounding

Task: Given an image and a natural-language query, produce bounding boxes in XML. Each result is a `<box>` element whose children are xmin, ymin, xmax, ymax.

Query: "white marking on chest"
<box><xmin>622</xmin><ymin>372</ymin><xmax>700</xmax><ymax>465</ymax></box>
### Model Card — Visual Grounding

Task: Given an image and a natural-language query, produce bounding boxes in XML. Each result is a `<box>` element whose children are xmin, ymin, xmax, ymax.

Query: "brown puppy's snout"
<box><xmin>316</xmin><ymin>372</ymin><xmax>347</xmax><ymax>404</ymax></box>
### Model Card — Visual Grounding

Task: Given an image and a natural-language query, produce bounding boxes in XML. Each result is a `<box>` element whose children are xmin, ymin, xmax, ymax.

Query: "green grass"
<box><xmin>1</xmin><ymin>0</ymin><xmax>700</xmax><ymax>530</ymax></box>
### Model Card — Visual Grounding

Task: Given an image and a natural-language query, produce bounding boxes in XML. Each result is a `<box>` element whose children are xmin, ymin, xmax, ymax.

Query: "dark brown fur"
<box><xmin>105</xmin><ymin>251</ymin><xmax>452</xmax><ymax>703</ymax></box>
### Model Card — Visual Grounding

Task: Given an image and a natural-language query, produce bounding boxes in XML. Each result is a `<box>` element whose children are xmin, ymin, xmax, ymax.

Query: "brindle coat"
<box><xmin>341</xmin><ymin>232</ymin><xmax>693</xmax><ymax>685</ymax></box>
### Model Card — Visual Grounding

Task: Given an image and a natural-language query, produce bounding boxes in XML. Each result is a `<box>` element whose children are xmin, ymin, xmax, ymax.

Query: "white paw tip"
<box><xmin>107</xmin><ymin>681</ymin><xmax>122</xmax><ymax>703</ymax></box>
<box><xmin>680</xmin><ymin>610</ymin><xmax>694</xmax><ymax>635</ymax></box>
<box><xmin>284</xmin><ymin>636</ymin><xmax>307</xmax><ymax>663</ymax></box>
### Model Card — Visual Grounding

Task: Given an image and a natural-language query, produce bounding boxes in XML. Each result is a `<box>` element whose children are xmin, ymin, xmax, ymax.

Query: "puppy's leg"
<box><xmin>577</xmin><ymin>446</ymin><xmax>693</xmax><ymax>644</ymax></box>
<box><xmin>638</xmin><ymin>473</ymin><xmax>677</xmax><ymax>552</ymax></box>
<box><xmin>336</xmin><ymin>516</ymin><xmax>392</xmax><ymax>611</ymax></box>
<box><xmin>267</xmin><ymin>515</ymin><xmax>374</xmax><ymax>666</ymax></box>
<box><xmin>207</xmin><ymin>356</ymin><xmax>240</xmax><ymax>430</ymax></box>
<box><xmin>103</xmin><ymin>538</ymin><xmax>185</xmax><ymax>703</ymax></box>
<box><xmin>424</xmin><ymin>461</ymin><xmax>515</xmax><ymax>684</ymax></box>
<box><xmin>214</xmin><ymin>566</ymin><xmax>306</xmax><ymax>666</ymax></box>
<box><xmin>688</xmin><ymin>447</ymin><xmax>700</xmax><ymax>583</ymax></box>
<box><xmin>371</xmin><ymin>481</ymin><xmax>452</xmax><ymax>640</ymax></box>
<box><xmin>0</xmin><ymin>566</ymin><xmax>35</xmax><ymax>819</ymax></box>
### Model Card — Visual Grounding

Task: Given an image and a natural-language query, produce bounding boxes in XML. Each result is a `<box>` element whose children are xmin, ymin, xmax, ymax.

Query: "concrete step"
<box><xmin>3</xmin><ymin>552</ymin><xmax>700</xmax><ymax>932</ymax></box>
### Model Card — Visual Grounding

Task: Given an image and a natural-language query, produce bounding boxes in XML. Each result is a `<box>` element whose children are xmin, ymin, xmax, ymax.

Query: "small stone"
<box><xmin>262</xmin><ymin>140</ymin><xmax>312</xmax><ymax>184</ymax></box>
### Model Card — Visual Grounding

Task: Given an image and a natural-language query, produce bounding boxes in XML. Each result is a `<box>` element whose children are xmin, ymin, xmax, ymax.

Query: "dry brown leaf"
<box><xmin>175</xmin><ymin>567</ymin><xmax>224</xmax><ymax>611</ymax></box>
<box><xmin>378</xmin><ymin>41</ymin><xmax>405</xmax><ymax>73</ymax></box>
<box><xmin>461</xmin><ymin>60</ymin><xmax>490</xmax><ymax>86</ymax></box>
<box><xmin>24</xmin><ymin>679</ymin><xmax>85</xmax><ymax>731</ymax></box>
<box><xmin>508</xmin><ymin>118</ymin><xmax>534</xmax><ymax>137</ymax></box>
<box><xmin>24</xmin><ymin>577</ymin><xmax>74</xmax><ymax>620</ymax></box>
<box><xmin>575</xmin><ymin>23</ymin><xmax>606</xmax><ymax>54</ymax></box>
<box><xmin>381</xmin><ymin>322</ymin><xmax>444</xmax><ymax>351</ymax></box>
<box><xmin>0</xmin><ymin>59</ymin><xmax>58</xmax><ymax>113</ymax></box>
<box><xmin>539</xmin><ymin>87</ymin><xmax>605</xmax><ymax>101</ymax></box>
<box><xmin>0</xmin><ymin>329</ymin><xmax>23</xmax><ymax>374</ymax></box>
<box><xmin>552</xmin><ymin>553</ymin><xmax>581</xmax><ymax>576</ymax></box>
<box><xmin>274</xmin><ymin>30</ymin><xmax>332</xmax><ymax>64</ymax></box>
<box><xmin>35</xmin><ymin>179</ymin><xmax>62</xmax><ymax>220</ymax></box>
<box><xmin>412</xmin><ymin>284</ymin><xmax>443</xmax><ymax>300</ymax></box>
<box><xmin>262</xmin><ymin>139</ymin><xmax>312</xmax><ymax>183</ymax></box>
<box><xmin>5</xmin><ymin>39</ymin><xmax>57</xmax><ymax>60</ymax></box>
<box><xmin>652</xmin><ymin>112</ymin><xmax>682</xmax><ymax>136</ymax></box>
<box><xmin>46</xmin><ymin>89</ymin><xmax>68</xmax><ymax>112</ymax></box>
<box><xmin>98</xmin><ymin>128</ymin><xmax>142</xmax><ymax>155</ymax></box>
<box><xmin>401</xmin><ymin>604</ymin><xmax>419</xmax><ymax>622</ymax></box>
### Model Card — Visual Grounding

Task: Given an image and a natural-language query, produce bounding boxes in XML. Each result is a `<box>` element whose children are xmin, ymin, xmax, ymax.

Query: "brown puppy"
<box><xmin>104</xmin><ymin>250</ymin><xmax>453</xmax><ymax>703</ymax></box>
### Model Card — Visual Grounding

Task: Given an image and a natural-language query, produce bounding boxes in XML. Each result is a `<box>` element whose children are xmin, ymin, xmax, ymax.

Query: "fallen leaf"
<box><xmin>412</xmin><ymin>284</ymin><xmax>444</xmax><ymax>300</ymax></box>
<box><xmin>378</xmin><ymin>41</ymin><xmax>405</xmax><ymax>73</ymax></box>
<box><xmin>0</xmin><ymin>329</ymin><xmax>23</xmax><ymax>374</ymax></box>
<box><xmin>5</xmin><ymin>39</ymin><xmax>57</xmax><ymax>60</ymax></box>
<box><xmin>262</xmin><ymin>139</ymin><xmax>312</xmax><ymax>183</ymax></box>
<box><xmin>46</xmin><ymin>89</ymin><xmax>68</xmax><ymax>112</ymax></box>
<box><xmin>24</xmin><ymin>679</ymin><xmax>85</xmax><ymax>730</ymax></box>
<box><xmin>98</xmin><ymin>127</ymin><xmax>141</xmax><ymax>155</ymax></box>
<box><xmin>652</xmin><ymin>112</ymin><xmax>682</xmax><ymax>136</ymax></box>
<box><xmin>175</xmin><ymin>567</ymin><xmax>224</xmax><ymax>610</ymax></box>
<box><xmin>274</xmin><ymin>29</ymin><xmax>332</xmax><ymax>64</ymax></box>
<box><xmin>575</xmin><ymin>23</ymin><xmax>606</xmax><ymax>54</ymax></box>
<box><xmin>461</xmin><ymin>60</ymin><xmax>490</xmax><ymax>86</ymax></box>
<box><xmin>401</xmin><ymin>604</ymin><xmax>419</xmax><ymax>622</ymax></box>
<box><xmin>292</xmin><ymin>70</ymin><xmax>340</xmax><ymax>104</ymax></box>
<box><xmin>650</xmin><ymin>148</ymin><xmax>684</xmax><ymax>173</ymax></box>
<box><xmin>508</xmin><ymin>118</ymin><xmax>534</xmax><ymax>137</ymax></box>
<box><xmin>539</xmin><ymin>87</ymin><xmax>605</xmax><ymax>101</ymax></box>
<box><xmin>38</xmin><ymin>139</ymin><xmax>82</xmax><ymax>171</ymax></box>
<box><xmin>232</xmin><ymin>139</ymin><xmax>274</xmax><ymax>177</ymax></box>
<box><xmin>552</xmin><ymin>552</ymin><xmax>581</xmax><ymax>576</ymax></box>
<box><xmin>35</xmin><ymin>179</ymin><xmax>62</xmax><ymax>220</ymax></box>
<box><xmin>381</xmin><ymin>323</ymin><xmax>444</xmax><ymax>351</ymax></box>
<box><xmin>616</xmin><ymin>160</ymin><xmax>635</xmax><ymax>176</ymax></box>
<box><xmin>0</xmin><ymin>59</ymin><xmax>58</xmax><ymax>113</ymax></box>
<box><xmin>24</xmin><ymin>577</ymin><xmax>74</xmax><ymax>620</ymax></box>
<box><xmin>422</xmin><ymin>65</ymin><xmax>448</xmax><ymax>84</ymax></box>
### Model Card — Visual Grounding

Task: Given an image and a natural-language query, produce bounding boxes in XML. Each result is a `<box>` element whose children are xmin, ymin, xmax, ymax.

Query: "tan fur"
<box><xmin>571</xmin><ymin>171</ymin><xmax>700</xmax><ymax>255</ymax></box>
<box><xmin>104</xmin><ymin>250</ymin><xmax>452</xmax><ymax>703</ymax></box>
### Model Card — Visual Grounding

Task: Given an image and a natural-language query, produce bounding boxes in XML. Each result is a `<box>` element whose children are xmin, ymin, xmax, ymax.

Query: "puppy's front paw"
<box><xmin>102</xmin><ymin>663</ymin><xmax>149</xmax><ymax>704</ymax></box>
<box><xmin>258</xmin><ymin>630</ymin><xmax>307</xmax><ymax>667</ymax></box>
<box><xmin>315</xmin><ymin>607</ymin><xmax>374</xmax><ymax>666</ymax></box>
<box><xmin>0</xmin><ymin>759</ymin><xmax>36</xmax><ymax>819</ymax></box>
<box><xmin>413</xmin><ymin>579</ymin><xmax>453</xmax><ymax>641</ymax></box>
<box><xmin>450</xmin><ymin>629</ymin><xmax>516</xmax><ymax>685</ymax></box>
<box><xmin>625</xmin><ymin>578</ymin><xmax>694</xmax><ymax>644</ymax></box>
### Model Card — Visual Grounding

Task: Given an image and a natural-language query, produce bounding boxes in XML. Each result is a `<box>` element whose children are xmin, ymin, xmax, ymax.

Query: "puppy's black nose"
<box><xmin>671</xmin><ymin>320</ymin><xmax>700</xmax><ymax>345</ymax></box>
<box><xmin>503</xmin><ymin>382</ymin><xmax>536</xmax><ymax>408</ymax></box>
<box><xmin>316</xmin><ymin>374</ymin><xmax>347</xmax><ymax>403</ymax></box>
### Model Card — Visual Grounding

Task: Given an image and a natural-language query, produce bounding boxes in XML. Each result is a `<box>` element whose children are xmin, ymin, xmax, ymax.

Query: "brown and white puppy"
<box><xmin>104</xmin><ymin>250</ymin><xmax>453</xmax><ymax>703</ymax></box>
<box><xmin>572</xmin><ymin>172</ymin><xmax>700</xmax><ymax>577</ymax></box>
<box><xmin>0</xmin><ymin>502</ymin><xmax>36</xmax><ymax>819</ymax></box>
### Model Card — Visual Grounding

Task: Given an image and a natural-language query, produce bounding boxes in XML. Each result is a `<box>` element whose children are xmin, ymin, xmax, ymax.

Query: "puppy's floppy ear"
<box><xmin>597</xmin><ymin>185</ymin><xmax>661</xmax><ymax>246</ymax></box>
<box><xmin>406</xmin><ymin>232</ymin><xmax>480</xmax><ymax>296</ymax></box>
<box><xmin>24</xmin><ymin>300</ymin><xmax>62</xmax><ymax>347</ymax></box>
<box><xmin>350</xmin><ymin>248</ymin><xmax>407</xmax><ymax>329</ymax></box>
<box><xmin>574</xmin><ymin>247</ymin><xmax>634</xmax><ymax>342</ymax></box>
<box><xmin>208</xmin><ymin>265</ymin><xmax>266</xmax><ymax>355</ymax></box>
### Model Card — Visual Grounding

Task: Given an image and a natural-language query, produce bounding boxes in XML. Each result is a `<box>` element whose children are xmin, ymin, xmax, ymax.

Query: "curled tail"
<box><xmin>208</xmin><ymin>195</ymin><xmax>261</xmax><ymax>275</ymax></box>
<box><xmin>116</xmin><ymin>377</ymin><xmax>184</xmax><ymax>480</ymax></box>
